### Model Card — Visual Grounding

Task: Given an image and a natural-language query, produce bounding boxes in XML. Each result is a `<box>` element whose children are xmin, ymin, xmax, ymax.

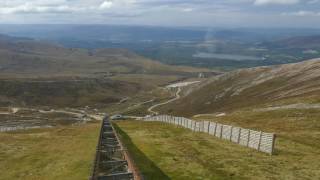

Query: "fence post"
<box><xmin>230</xmin><ymin>126</ymin><xmax>233</xmax><ymax>141</ymax></box>
<box><xmin>247</xmin><ymin>130</ymin><xmax>251</xmax><ymax>147</ymax></box>
<box><xmin>257</xmin><ymin>131</ymin><xmax>263</xmax><ymax>151</ymax></box>
<box><xmin>271</xmin><ymin>134</ymin><xmax>276</xmax><ymax>155</ymax></box>
<box><xmin>193</xmin><ymin>121</ymin><xmax>197</xmax><ymax>132</ymax></box>
<box><xmin>202</xmin><ymin>121</ymin><xmax>205</xmax><ymax>132</ymax></box>
<box><xmin>207</xmin><ymin>122</ymin><xmax>210</xmax><ymax>133</ymax></box>
<box><xmin>220</xmin><ymin>125</ymin><xmax>223</xmax><ymax>138</ymax></box>
<box><xmin>237</xmin><ymin>128</ymin><xmax>241</xmax><ymax>144</ymax></box>
<box><xmin>214</xmin><ymin>123</ymin><xmax>217</xmax><ymax>136</ymax></box>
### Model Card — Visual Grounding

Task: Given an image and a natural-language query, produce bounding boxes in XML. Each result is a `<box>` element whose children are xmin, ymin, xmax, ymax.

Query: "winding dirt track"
<box><xmin>148</xmin><ymin>87</ymin><xmax>181</xmax><ymax>115</ymax></box>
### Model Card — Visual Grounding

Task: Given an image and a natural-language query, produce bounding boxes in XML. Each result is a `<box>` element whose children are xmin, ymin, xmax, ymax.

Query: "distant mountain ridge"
<box><xmin>1</xmin><ymin>25</ymin><xmax>319</xmax><ymax>43</ymax></box>
<box><xmin>262</xmin><ymin>35</ymin><xmax>320</xmax><ymax>49</ymax></box>
<box><xmin>1</xmin><ymin>25</ymin><xmax>320</xmax><ymax>70</ymax></box>
<box><xmin>0</xmin><ymin>34</ymin><xmax>206</xmax><ymax>78</ymax></box>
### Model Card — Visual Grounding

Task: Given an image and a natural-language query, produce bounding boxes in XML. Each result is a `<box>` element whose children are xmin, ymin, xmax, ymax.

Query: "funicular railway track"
<box><xmin>90</xmin><ymin>116</ymin><xmax>140</xmax><ymax>180</ymax></box>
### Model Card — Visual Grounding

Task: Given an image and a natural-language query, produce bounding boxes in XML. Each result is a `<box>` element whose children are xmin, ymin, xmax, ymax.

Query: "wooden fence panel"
<box><xmin>248</xmin><ymin>130</ymin><xmax>261</xmax><ymax>150</ymax></box>
<box><xmin>239</xmin><ymin>128</ymin><xmax>250</xmax><ymax>146</ymax></box>
<box><xmin>195</xmin><ymin>122</ymin><xmax>200</xmax><ymax>132</ymax></box>
<box><xmin>142</xmin><ymin>115</ymin><xmax>275</xmax><ymax>154</ymax></box>
<box><xmin>190</xmin><ymin>120</ymin><xmax>193</xmax><ymax>130</ymax></box>
<box><xmin>259</xmin><ymin>133</ymin><xmax>275</xmax><ymax>154</ymax></box>
<box><xmin>174</xmin><ymin>117</ymin><xmax>178</xmax><ymax>125</ymax></box>
<box><xmin>185</xmin><ymin>118</ymin><xmax>189</xmax><ymax>128</ymax></box>
<box><xmin>199</xmin><ymin>121</ymin><xmax>203</xmax><ymax>132</ymax></box>
<box><xmin>188</xmin><ymin>119</ymin><xmax>193</xmax><ymax>129</ymax></box>
<box><xmin>182</xmin><ymin>118</ymin><xmax>186</xmax><ymax>128</ymax></box>
<box><xmin>222</xmin><ymin>125</ymin><xmax>232</xmax><ymax>140</ymax></box>
<box><xmin>215</xmin><ymin>123</ymin><xmax>222</xmax><ymax>138</ymax></box>
<box><xmin>231</xmin><ymin>127</ymin><xmax>241</xmax><ymax>143</ymax></box>
<box><xmin>208</xmin><ymin>122</ymin><xmax>216</xmax><ymax>135</ymax></box>
<box><xmin>203</xmin><ymin>121</ymin><xmax>210</xmax><ymax>133</ymax></box>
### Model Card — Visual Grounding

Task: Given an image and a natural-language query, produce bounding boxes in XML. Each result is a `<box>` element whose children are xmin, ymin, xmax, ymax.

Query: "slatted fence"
<box><xmin>0</xmin><ymin>125</ymin><xmax>53</xmax><ymax>132</ymax></box>
<box><xmin>142</xmin><ymin>115</ymin><xmax>276</xmax><ymax>155</ymax></box>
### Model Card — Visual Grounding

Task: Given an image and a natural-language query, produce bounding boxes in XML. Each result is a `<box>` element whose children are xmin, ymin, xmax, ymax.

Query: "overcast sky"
<box><xmin>0</xmin><ymin>0</ymin><xmax>319</xmax><ymax>28</ymax></box>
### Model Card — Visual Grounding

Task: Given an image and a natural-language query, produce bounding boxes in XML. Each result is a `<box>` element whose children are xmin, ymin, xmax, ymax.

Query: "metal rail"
<box><xmin>90</xmin><ymin>116</ymin><xmax>135</xmax><ymax>180</ymax></box>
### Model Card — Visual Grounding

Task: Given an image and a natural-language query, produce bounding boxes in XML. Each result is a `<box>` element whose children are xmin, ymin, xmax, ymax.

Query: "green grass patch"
<box><xmin>115</xmin><ymin>119</ymin><xmax>320</xmax><ymax>179</ymax></box>
<box><xmin>114</xmin><ymin>123</ymin><xmax>170</xmax><ymax>179</ymax></box>
<box><xmin>115</xmin><ymin>121</ymin><xmax>253</xmax><ymax>179</ymax></box>
<box><xmin>0</xmin><ymin>123</ymin><xmax>100</xmax><ymax>180</ymax></box>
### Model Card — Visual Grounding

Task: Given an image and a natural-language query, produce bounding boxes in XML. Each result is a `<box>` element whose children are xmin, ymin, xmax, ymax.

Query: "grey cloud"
<box><xmin>0</xmin><ymin>0</ymin><xmax>319</xmax><ymax>28</ymax></box>
<box><xmin>254</xmin><ymin>0</ymin><xmax>300</xmax><ymax>5</ymax></box>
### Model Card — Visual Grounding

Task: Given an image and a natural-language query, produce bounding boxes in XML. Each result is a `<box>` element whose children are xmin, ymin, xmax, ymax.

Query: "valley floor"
<box><xmin>0</xmin><ymin>122</ymin><xmax>100</xmax><ymax>180</ymax></box>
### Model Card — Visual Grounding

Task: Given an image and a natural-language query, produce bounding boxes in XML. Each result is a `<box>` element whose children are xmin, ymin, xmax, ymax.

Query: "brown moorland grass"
<box><xmin>115</xmin><ymin>116</ymin><xmax>320</xmax><ymax>180</ymax></box>
<box><xmin>159</xmin><ymin>59</ymin><xmax>320</xmax><ymax>117</ymax></box>
<box><xmin>0</xmin><ymin>122</ymin><xmax>100</xmax><ymax>180</ymax></box>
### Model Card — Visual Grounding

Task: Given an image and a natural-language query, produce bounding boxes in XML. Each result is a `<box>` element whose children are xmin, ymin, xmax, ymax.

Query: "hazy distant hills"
<box><xmin>0</xmin><ymin>25</ymin><xmax>205</xmax><ymax>43</ymax></box>
<box><xmin>262</xmin><ymin>35</ymin><xmax>320</xmax><ymax>49</ymax></box>
<box><xmin>0</xmin><ymin>34</ymin><xmax>205</xmax><ymax>78</ymax></box>
<box><xmin>160</xmin><ymin>59</ymin><xmax>320</xmax><ymax>116</ymax></box>
<box><xmin>1</xmin><ymin>25</ymin><xmax>320</xmax><ymax>69</ymax></box>
<box><xmin>1</xmin><ymin>25</ymin><xmax>319</xmax><ymax>43</ymax></box>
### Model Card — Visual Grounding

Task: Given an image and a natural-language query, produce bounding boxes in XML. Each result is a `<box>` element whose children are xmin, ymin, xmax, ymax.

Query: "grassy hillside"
<box><xmin>115</xmin><ymin>120</ymin><xmax>320</xmax><ymax>179</ymax></box>
<box><xmin>0</xmin><ymin>79</ymin><xmax>140</xmax><ymax>108</ymax></box>
<box><xmin>0</xmin><ymin>35</ymin><xmax>209</xmax><ymax>108</ymax></box>
<box><xmin>159</xmin><ymin>59</ymin><xmax>320</xmax><ymax>116</ymax></box>
<box><xmin>0</xmin><ymin>122</ymin><xmax>100</xmax><ymax>180</ymax></box>
<box><xmin>119</xmin><ymin>58</ymin><xmax>319</xmax><ymax>179</ymax></box>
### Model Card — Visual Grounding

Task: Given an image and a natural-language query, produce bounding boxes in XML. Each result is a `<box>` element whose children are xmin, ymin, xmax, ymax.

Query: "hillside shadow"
<box><xmin>113</xmin><ymin>123</ymin><xmax>170</xmax><ymax>180</ymax></box>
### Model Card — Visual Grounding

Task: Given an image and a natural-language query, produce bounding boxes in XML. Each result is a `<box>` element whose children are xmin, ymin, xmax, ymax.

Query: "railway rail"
<box><xmin>90</xmin><ymin>116</ymin><xmax>140</xmax><ymax>180</ymax></box>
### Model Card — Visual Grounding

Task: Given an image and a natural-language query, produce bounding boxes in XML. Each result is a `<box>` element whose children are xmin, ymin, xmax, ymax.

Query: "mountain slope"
<box><xmin>160</xmin><ymin>59</ymin><xmax>320</xmax><ymax>116</ymax></box>
<box><xmin>0</xmin><ymin>35</ymin><xmax>207</xmax><ymax>78</ymax></box>
<box><xmin>0</xmin><ymin>35</ymin><xmax>209</xmax><ymax>108</ymax></box>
